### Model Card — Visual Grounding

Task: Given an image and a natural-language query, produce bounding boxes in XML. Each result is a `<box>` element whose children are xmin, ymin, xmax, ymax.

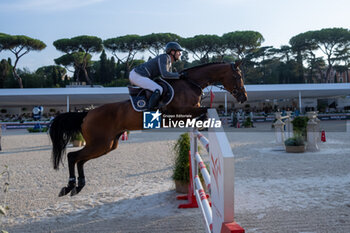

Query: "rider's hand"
<box><xmin>179</xmin><ymin>71</ymin><xmax>188</xmax><ymax>79</ymax></box>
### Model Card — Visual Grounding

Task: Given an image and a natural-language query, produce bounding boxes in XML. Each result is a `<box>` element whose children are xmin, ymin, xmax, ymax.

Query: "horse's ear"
<box><xmin>234</xmin><ymin>60</ymin><xmax>242</xmax><ymax>68</ymax></box>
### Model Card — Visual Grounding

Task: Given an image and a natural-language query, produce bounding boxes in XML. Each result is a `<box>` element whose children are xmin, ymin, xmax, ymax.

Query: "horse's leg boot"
<box><xmin>148</xmin><ymin>89</ymin><xmax>161</xmax><ymax>110</ymax></box>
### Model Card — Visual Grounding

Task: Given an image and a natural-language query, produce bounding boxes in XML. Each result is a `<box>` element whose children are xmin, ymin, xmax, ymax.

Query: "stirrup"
<box><xmin>148</xmin><ymin>89</ymin><xmax>161</xmax><ymax>110</ymax></box>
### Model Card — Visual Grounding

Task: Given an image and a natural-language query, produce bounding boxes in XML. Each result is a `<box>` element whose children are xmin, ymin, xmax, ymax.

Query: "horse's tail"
<box><xmin>49</xmin><ymin>111</ymin><xmax>88</xmax><ymax>170</ymax></box>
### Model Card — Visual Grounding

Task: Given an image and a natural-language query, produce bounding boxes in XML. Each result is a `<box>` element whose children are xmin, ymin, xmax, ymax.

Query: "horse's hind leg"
<box><xmin>70</xmin><ymin>160</ymin><xmax>87</xmax><ymax>196</ymax></box>
<box><xmin>70</xmin><ymin>135</ymin><xmax>122</xmax><ymax>196</ymax></box>
<box><xmin>58</xmin><ymin>150</ymin><xmax>80</xmax><ymax>197</ymax></box>
<box><xmin>58</xmin><ymin>149</ymin><xmax>89</xmax><ymax>197</ymax></box>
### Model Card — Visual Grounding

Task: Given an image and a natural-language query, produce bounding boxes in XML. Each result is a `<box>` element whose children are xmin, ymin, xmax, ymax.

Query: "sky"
<box><xmin>0</xmin><ymin>0</ymin><xmax>350</xmax><ymax>72</ymax></box>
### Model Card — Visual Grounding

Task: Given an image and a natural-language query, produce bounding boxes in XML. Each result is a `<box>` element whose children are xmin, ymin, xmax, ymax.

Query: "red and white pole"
<box><xmin>194</xmin><ymin>175</ymin><xmax>213</xmax><ymax>232</ymax></box>
<box><xmin>196</xmin><ymin>131</ymin><xmax>209</xmax><ymax>152</ymax></box>
<box><xmin>195</xmin><ymin>152</ymin><xmax>211</xmax><ymax>192</ymax></box>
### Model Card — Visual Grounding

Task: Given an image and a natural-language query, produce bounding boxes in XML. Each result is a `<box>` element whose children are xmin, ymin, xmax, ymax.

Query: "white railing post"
<box><xmin>284</xmin><ymin>111</ymin><xmax>293</xmax><ymax>139</ymax></box>
<box><xmin>306</xmin><ymin>111</ymin><xmax>320</xmax><ymax>152</ymax></box>
<box><xmin>274</xmin><ymin>112</ymin><xmax>285</xmax><ymax>146</ymax></box>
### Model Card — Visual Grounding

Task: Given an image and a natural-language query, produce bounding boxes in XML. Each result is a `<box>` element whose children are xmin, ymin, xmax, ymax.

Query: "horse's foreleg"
<box><xmin>58</xmin><ymin>151</ymin><xmax>79</xmax><ymax>197</ymax></box>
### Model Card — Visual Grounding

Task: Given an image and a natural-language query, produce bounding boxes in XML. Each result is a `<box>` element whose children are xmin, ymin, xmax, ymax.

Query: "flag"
<box><xmin>210</xmin><ymin>90</ymin><xmax>215</xmax><ymax>108</ymax></box>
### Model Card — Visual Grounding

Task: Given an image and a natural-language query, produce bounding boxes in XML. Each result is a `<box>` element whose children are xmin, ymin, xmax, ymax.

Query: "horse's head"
<box><xmin>222</xmin><ymin>61</ymin><xmax>248</xmax><ymax>104</ymax></box>
<box><xmin>180</xmin><ymin>61</ymin><xmax>248</xmax><ymax>104</ymax></box>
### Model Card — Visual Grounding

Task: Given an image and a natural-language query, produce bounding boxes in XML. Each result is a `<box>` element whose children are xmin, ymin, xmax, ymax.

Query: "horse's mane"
<box><xmin>181</xmin><ymin>62</ymin><xmax>225</xmax><ymax>72</ymax></box>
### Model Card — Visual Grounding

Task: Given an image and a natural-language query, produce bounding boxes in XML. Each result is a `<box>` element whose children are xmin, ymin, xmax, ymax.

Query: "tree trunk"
<box><xmin>82</xmin><ymin>53</ymin><xmax>93</xmax><ymax>86</ymax></box>
<box><xmin>324</xmin><ymin>54</ymin><xmax>333</xmax><ymax>82</ymax></box>
<box><xmin>296</xmin><ymin>51</ymin><xmax>304</xmax><ymax>83</ymax></box>
<box><xmin>124</xmin><ymin>65</ymin><xmax>130</xmax><ymax>79</ymax></box>
<box><xmin>83</xmin><ymin>67</ymin><xmax>93</xmax><ymax>86</ymax></box>
<box><xmin>325</xmin><ymin>66</ymin><xmax>332</xmax><ymax>83</ymax></box>
<box><xmin>12</xmin><ymin>66</ymin><xmax>23</xmax><ymax>88</ymax></box>
<box><xmin>75</xmin><ymin>68</ymin><xmax>80</xmax><ymax>83</ymax></box>
<box><xmin>12</xmin><ymin>56</ymin><xmax>23</xmax><ymax>88</ymax></box>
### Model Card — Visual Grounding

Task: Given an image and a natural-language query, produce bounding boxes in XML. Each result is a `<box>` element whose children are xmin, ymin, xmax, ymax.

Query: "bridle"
<box><xmin>212</xmin><ymin>62</ymin><xmax>245</xmax><ymax>98</ymax></box>
<box><xmin>182</xmin><ymin>62</ymin><xmax>245</xmax><ymax>99</ymax></box>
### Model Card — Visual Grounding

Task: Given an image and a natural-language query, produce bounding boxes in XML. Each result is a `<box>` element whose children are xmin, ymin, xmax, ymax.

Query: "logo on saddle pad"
<box><xmin>143</xmin><ymin>110</ymin><xmax>162</xmax><ymax>129</ymax></box>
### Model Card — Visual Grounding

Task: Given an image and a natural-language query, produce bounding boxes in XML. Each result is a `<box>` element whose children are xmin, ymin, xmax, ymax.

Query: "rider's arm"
<box><xmin>158</xmin><ymin>54</ymin><xmax>180</xmax><ymax>79</ymax></box>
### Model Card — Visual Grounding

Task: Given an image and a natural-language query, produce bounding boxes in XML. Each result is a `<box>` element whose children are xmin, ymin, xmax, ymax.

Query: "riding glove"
<box><xmin>179</xmin><ymin>71</ymin><xmax>188</xmax><ymax>79</ymax></box>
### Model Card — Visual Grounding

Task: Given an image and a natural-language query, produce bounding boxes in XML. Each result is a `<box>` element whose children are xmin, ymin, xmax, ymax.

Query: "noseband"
<box><xmin>229</xmin><ymin>63</ymin><xmax>245</xmax><ymax>98</ymax></box>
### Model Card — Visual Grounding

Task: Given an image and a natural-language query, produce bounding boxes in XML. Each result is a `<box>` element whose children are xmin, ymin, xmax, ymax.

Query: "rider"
<box><xmin>129</xmin><ymin>41</ymin><xmax>184</xmax><ymax>110</ymax></box>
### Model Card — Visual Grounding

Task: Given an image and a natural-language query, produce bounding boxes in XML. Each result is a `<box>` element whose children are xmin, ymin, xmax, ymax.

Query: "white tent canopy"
<box><xmin>1</xmin><ymin>83</ymin><xmax>350</xmax><ymax>112</ymax></box>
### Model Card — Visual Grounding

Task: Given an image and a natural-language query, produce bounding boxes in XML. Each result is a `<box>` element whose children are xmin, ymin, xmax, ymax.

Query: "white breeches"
<box><xmin>129</xmin><ymin>70</ymin><xmax>163</xmax><ymax>94</ymax></box>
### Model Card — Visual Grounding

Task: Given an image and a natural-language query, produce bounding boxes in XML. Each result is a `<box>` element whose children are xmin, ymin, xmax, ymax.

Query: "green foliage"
<box><xmin>2</xmin><ymin>29</ymin><xmax>350</xmax><ymax>88</ymax></box>
<box><xmin>243</xmin><ymin>117</ymin><xmax>253</xmax><ymax>128</ymax></box>
<box><xmin>181</xmin><ymin>34</ymin><xmax>223</xmax><ymax>63</ymax></box>
<box><xmin>71</xmin><ymin>35</ymin><xmax>103</xmax><ymax>53</ymax></box>
<box><xmin>53</xmin><ymin>35</ymin><xmax>102</xmax><ymax>85</ymax></box>
<box><xmin>172</xmin><ymin>133</ymin><xmax>190</xmax><ymax>183</ymax></box>
<box><xmin>0</xmin><ymin>59</ymin><xmax>10</xmax><ymax>88</ymax></box>
<box><xmin>0</xmin><ymin>34</ymin><xmax>46</xmax><ymax>88</ymax></box>
<box><xmin>104</xmin><ymin>35</ymin><xmax>146</xmax><ymax>78</ymax></box>
<box><xmin>222</xmin><ymin>31</ymin><xmax>264</xmax><ymax>59</ymax></box>
<box><xmin>92</xmin><ymin>50</ymin><xmax>115</xmax><ymax>84</ymax></box>
<box><xmin>292</xmin><ymin>116</ymin><xmax>308</xmax><ymax>137</ymax></box>
<box><xmin>0</xmin><ymin>34</ymin><xmax>46</xmax><ymax>51</ymax></box>
<box><xmin>1</xmin><ymin>67</ymin><xmax>70</xmax><ymax>88</ymax></box>
<box><xmin>71</xmin><ymin>132</ymin><xmax>85</xmax><ymax>142</ymax></box>
<box><xmin>104</xmin><ymin>34</ymin><xmax>145</xmax><ymax>54</ymax></box>
<box><xmin>143</xmin><ymin>33</ymin><xmax>181</xmax><ymax>56</ymax></box>
<box><xmin>27</xmin><ymin>127</ymin><xmax>48</xmax><ymax>133</ymax></box>
<box><xmin>317</xmin><ymin>103</ymin><xmax>328</xmax><ymax>113</ymax></box>
<box><xmin>35</xmin><ymin>65</ymin><xmax>67</xmax><ymax>87</ymax></box>
<box><xmin>104</xmin><ymin>78</ymin><xmax>129</xmax><ymax>87</ymax></box>
<box><xmin>284</xmin><ymin>135</ymin><xmax>305</xmax><ymax>146</ymax></box>
<box><xmin>54</xmin><ymin>52</ymin><xmax>92</xmax><ymax>83</ymax></box>
<box><xmin>290</xmin><ymin>28</ymin><xmax>350</xmax><ymax>82</ymax></box>
<box><xmin>53</xmin><ymin>35</ymin><xmax>102</xmax><ymax>54</ymax></box>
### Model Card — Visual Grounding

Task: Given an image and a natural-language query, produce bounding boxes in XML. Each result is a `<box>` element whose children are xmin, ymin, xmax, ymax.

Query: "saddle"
<box><xmin>128</xmin><ymin>78</ymin><xmax>174</xmax><ymax>112</ymax></box>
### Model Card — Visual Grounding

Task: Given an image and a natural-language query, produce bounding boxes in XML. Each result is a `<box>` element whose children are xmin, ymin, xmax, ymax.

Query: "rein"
<box><xmin>185</xmin><ymin>78</ymin><xmax>203</xmax><ymax>95</ymax></box>
<box><xmin>211</xmin><ymin>84</ymin><xmax>244</xmax><ymax>96</ymax></box>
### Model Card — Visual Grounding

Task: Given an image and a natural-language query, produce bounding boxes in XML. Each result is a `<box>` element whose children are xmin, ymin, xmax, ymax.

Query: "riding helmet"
<box><xmin>165</xmin><ymin>42</ymin><xmax>184</xmax><ymax>54</ymax></box>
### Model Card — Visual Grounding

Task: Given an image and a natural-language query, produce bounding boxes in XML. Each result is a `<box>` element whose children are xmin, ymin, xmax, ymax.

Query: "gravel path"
<box><xmin>0</xmin><ymin>121</ymin><xmax>349</xmax><ymax>233</ymax></box>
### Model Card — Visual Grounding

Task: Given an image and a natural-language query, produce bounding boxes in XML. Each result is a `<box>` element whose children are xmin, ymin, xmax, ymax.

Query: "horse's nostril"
<box><xmin>239</xmin><ymin>95</ymin><xmax>247</xmax><ymax>103</ymax></box>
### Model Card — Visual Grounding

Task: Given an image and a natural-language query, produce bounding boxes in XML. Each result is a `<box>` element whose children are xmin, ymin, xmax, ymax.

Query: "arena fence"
<box><xmin>177</xmin><ymin>109</ymin><xmax>245</xmax><ymax>233</ymax></box>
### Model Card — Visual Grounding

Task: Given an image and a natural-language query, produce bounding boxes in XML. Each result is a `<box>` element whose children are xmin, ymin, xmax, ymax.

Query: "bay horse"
<box><xmin>49</xmin><ymin>61</ymin><xmax>247</xmax><ymax>196</ymax></box>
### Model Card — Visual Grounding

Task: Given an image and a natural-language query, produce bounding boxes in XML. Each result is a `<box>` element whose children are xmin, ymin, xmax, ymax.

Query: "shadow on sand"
<box><xmin>6</xmin><ymin>190</ymin><xmax>205</xmax><ymax>233</ymax></box>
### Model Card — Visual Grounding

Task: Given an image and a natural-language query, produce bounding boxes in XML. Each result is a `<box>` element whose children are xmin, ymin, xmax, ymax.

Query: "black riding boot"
<box><xmin>148</xmin><ymin>89</ymin><xmax>161</xmax><ymax>110</ymax></box>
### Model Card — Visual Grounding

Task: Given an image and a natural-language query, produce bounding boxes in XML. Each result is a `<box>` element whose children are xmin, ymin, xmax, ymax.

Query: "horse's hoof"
<box><xmin>58</xmin><ymin>187</ymin><xmax>70</xmax><ymax>197</ymax></box>
<box><xmin>70</xmin><ymin>187</ymin><xmax>77</xmax><ymax>196</ymax></box>
<box><xmin>70</xmin><ymin>186</ymin><xmax>83</xmax><ymax>196</ymax></box>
